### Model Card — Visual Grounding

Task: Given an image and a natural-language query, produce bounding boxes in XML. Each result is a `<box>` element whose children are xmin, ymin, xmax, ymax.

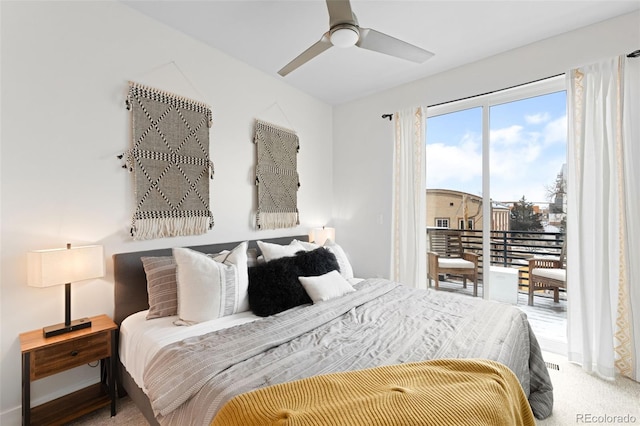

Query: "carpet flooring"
<box><xmin>66</xmin><ymin>396</ymin><xmax>147</xmax><ymax>425</ymax></box>
<box><xmin>536</xmin><ymin>351</ymin><xmax>640</xmax><ymax>425</ymax></box>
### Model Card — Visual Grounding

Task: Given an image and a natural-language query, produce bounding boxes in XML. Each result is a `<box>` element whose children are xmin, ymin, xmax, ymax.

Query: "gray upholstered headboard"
<box><xmin>113</xmin><ymin>235</ymin><xmax>308</xmax><ymax>325</ymax></box>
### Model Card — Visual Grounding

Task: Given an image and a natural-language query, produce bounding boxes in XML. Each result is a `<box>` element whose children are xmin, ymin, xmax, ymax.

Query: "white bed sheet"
<box><xmin>120</xmin><ymin>310</ymin><xmax>260</xmax><ymax>392</ymax></box>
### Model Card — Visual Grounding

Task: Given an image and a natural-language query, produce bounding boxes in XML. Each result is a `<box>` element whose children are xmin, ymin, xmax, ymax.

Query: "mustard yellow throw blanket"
<box><xmin>211</xmin><ymin>359</ymin><xmax>535</xmax><ymax>426</ymax></box>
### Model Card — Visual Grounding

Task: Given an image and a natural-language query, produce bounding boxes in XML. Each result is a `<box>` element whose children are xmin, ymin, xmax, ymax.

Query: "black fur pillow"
<box><xmin>248</xmin><ymin>247</ymin><xmax>340</xmax><ymax>317</ymax></box>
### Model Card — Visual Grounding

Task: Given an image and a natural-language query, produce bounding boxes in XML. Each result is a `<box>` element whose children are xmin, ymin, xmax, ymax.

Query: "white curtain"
<box><xmin>566</xmin><ymin>55</ymin><xmax>639</xmax><ymax>381</ymax></box>
<box><xmin>390</xmin><ymin>107</ymin><xmax>426</xmax><ymax>288</ymax></box>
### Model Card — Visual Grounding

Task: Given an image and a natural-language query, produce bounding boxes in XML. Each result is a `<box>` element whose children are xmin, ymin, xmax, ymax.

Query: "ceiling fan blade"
<box><xmin>356</xmin><ymin>28</ymin><xmax>434</xmax><ymax>63</ymax></box>
<box><xmin>278</xmin><ymin>33</ymin><xmax>333</xmax><ymax>76</ymax></box>
<box><xmin>326</xmin><ymin>0</ymin><xmax>357</xmax><ymax>27</ymax></box>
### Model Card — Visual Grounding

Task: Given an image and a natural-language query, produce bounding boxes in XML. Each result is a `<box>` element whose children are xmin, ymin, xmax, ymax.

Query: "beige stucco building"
<box><xmin>426</xmin><ymin>189</ymin><xmax>510</xmax><ymax>231</ymax></box>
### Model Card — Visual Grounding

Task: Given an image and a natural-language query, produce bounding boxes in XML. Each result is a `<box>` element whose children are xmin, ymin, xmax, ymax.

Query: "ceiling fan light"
<box><xmin>330</xmin><ymin>26</ymin><xmax>359</xmax><ymax>48</ymax></box>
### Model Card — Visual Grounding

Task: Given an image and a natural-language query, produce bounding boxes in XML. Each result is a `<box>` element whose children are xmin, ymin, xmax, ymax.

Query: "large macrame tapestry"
<box><xmin>254</xmin><ymin>120</ymin><xmax>300</xmax><ymax>229</ymax></box>
<box><xmin>124</xmin><ymin>81</ymin><xmax>214</xmax><ymax>240</ymax></box>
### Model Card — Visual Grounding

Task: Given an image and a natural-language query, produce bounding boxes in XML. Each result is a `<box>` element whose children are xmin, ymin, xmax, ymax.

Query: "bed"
<box><xmin>113</xmin><ymin>235</ymin><xmax>553</xmax><ymax>426</ymax></box>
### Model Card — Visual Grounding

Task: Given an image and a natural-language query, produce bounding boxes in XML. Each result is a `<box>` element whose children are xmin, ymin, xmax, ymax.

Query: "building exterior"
<box><xmin>427</xmin><ymin>189</ymin><xmax>482</xmax><ymax>230</ymax></box>
<box><xmin>548</xmin><ymin>164</ymin><xmax>567</xmax><ymax>228</ymax></box>
<box><xmin>426</xmin><ymin>189</ymin><xmax>511</xmax><ymax>231</ymax></box>
<box><xmin>491</xmin><ymin>201</ymin><xmax>511</xmax><ymax>232</ymax></box>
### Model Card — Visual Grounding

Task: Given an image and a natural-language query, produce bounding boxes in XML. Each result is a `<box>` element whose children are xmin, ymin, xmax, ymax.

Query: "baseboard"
<box><xmin>0</xmin><ymin>406</ymin><xmax>21</xmax><ymax>426</ymax></box>
<box><xmin>537</xmin><ymin>336</ymin><xmax>567</xmax><ymax>356</ymax></box>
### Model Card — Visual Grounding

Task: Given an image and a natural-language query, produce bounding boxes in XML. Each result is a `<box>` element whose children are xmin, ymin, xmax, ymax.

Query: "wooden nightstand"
<box><xmin>19</xmin><ymin>314</ymin><xmax>118</xmax><ymax>426</ymax></box>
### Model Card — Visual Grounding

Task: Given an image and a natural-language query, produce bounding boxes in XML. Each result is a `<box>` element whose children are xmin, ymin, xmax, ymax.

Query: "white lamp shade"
<box><xmin>27</xmin><ymin>245</ymin><xmax>105</xmax><ymax>287</ymax></box>
<box><xmin>309</xmin><ymin>227</ymin><xmax>336</xmax><ymax>246</ymax></box>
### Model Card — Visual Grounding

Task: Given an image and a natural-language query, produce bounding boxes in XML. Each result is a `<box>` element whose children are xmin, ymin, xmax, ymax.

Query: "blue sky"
<box><xmin>426</xmin><ymin>91</ymin><xmax>567</xmax><ymax>204</ymax></box>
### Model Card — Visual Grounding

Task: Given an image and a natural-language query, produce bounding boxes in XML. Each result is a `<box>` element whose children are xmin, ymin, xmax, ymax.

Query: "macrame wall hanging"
<box><xmin>254</xmin><ymin>119</ymin><xmax>300</xmax><ymax>229</ymax></box>
<box><xmin>122</xmin><ymin>81</ymin><xmax>214</xmax><ymax>240</ymax></box>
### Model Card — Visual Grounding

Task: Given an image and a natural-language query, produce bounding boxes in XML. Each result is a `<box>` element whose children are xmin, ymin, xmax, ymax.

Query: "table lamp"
<box><xmin>27</xmin><ymin>243</ymin><xmax>105</xmax><ymax>337</ymax></box>
<box><xmin>309</xmin><ymin>226</ymin><xmax>336</xmax><ymax>246</ymax></box>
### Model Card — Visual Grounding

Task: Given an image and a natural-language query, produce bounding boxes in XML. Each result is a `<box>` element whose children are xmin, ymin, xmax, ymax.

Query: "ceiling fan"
<box><xmin>278</xmin><ymin>0</ymin><xmax>434</xmax><ymax>76</ymax></box>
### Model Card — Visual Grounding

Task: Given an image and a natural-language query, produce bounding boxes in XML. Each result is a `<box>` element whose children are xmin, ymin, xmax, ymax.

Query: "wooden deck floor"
<box><xmin>431</xmin><ymin>279</ymin><xmax>567</xmax><ymax>354</ymax></box>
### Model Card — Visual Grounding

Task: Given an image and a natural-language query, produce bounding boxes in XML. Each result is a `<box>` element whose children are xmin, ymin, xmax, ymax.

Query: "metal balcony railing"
<box><xmin>427</xmin><ymin>227</ymin><xmax>565</xmax><ymax>288</ymax></box>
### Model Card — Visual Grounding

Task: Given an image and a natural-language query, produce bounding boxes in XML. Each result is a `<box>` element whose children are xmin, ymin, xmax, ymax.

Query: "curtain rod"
<box><xmin>381</xmin><ymin>73</ymin><xmax>563</xmax><ymax>120</ymax></box>
<box><xmin>382</xmin><ymin>48</ymin><xmax>639</xmax><ymax>119</ymax></box>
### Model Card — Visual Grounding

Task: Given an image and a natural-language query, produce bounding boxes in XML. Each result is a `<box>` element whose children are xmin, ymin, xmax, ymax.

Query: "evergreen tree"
<box><xmin>510</xmin><ymin>196</ymin><xmax>544</xmax><ymax>232</ymax></box>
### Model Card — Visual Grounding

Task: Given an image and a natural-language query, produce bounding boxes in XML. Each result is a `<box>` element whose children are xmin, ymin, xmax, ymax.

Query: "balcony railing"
<box><xmin>426</xmin><ymin>227</ymin><xmax>565</xmax><ymax>288</ymax></box>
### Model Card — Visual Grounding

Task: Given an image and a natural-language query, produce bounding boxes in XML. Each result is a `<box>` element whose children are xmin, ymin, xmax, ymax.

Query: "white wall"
<box><xmin>0</xmin><ymin>1</ymin><xmax>332</xmax><ymax>423</ymax></box>
<box><xmin>333</xmin><ymin>11</ymin><xmax>640</xmax><ymax>280</ymax></box>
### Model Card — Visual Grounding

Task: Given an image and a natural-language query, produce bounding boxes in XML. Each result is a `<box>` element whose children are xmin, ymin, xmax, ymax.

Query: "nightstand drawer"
<box><xmin>31</xmin><ymin>332</ymin><xmax>110</xmax><ymax>380</ymax></box>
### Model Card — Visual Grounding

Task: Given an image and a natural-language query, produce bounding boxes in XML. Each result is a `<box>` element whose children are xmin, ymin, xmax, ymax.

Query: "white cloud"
<box><xmin>427</xmin><ymin>117</ymin><xmax>566</xmax><ymax>204</ymax></box>
<box><xmin>490</xmin><ymin>125</ymin><xmax>525</xmax><ymax>146</ymax></box>
<box><xmin>543</xmin><ymin>115</ymin><xmax>567</xmax><ymax>145</ymax></box>
<box><xmin>525</xmin><ymin>112</ymin><xmax>551</xmax><ymax>124</ymax></box>
<box><xmin>489</xmin><ymin>124</ymin><xmax>543</xmax><ymax>166</ymax></box>
<box><xmin>426</xmin><ymin>132</ymin><xmax>482</xmax><ymax>193</ymax></box>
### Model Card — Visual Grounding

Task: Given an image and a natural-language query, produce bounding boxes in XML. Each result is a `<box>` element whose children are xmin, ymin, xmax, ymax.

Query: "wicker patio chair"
<box><xmin>427</xmin><ymin>230</ymin><xmax>479</xmax><ymax>297</ymax></box>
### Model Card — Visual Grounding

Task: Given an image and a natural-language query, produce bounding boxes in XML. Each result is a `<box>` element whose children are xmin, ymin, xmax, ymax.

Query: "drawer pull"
<box><xmin>70</xmin><ymin>350</ymin><xmax>79</xmax><ymax>357</ymax></box>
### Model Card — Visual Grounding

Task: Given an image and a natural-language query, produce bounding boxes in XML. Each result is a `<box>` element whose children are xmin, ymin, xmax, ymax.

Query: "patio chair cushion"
<box><xmin>438</xmin><ymin>258</ymin><xmax>475</xmax><ymax>269</ymax></box>
<box><xmin>531</xmin><ymin>268</ymin><xmax>566</xmax><ymax>282</ymax></box>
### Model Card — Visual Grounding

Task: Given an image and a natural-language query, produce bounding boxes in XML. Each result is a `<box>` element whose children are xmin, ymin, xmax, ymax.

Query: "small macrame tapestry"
<box><xmin>124</xmin><ymin>81</ymin><xmax>214</xmax><ymax>240</ymax></box>
<box><xmin>254</xmin><ymin>120</ymin><xmax>300</xmax><ymax>229</ymax></box>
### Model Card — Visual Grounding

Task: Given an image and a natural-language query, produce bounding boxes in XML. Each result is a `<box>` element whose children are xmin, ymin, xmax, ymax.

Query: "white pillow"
<box><xmin>211</xmin><ymin>244</ymin><xmax>250</xmax><ymax>313</ymax></box>
<box><xmin>173</xmin><ymin>242</ymin><xmax>248</xmax><ymax>324</ymax></box>
<box><xmin>257</xmin><ymin>240</ymin><xmax>305</xmax><ymax>262</ymax></box>
<box><xmin>298</xmin><ymin>270</ymin><xmax>355</xmax><ymax>303</ymax></box>
<box><xmin>293</xmin><ymin>239</ymin><xmax>320</xmax><ymax>251</ymax></box>
<box><xmin>323</xmin><ymin>239</ymin><xmax>354</xmax><ymax>279</ymax></box>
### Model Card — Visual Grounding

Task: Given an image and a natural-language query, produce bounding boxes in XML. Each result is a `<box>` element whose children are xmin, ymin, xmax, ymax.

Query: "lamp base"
<box><xmin>43</xmin><ymin>318</ymin><xmax>92</xmax><ymax>338</ymax></box>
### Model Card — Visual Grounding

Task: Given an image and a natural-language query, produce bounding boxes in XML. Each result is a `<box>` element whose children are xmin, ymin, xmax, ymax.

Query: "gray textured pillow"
<box><xmin>141</xmin><ymin>256</ymin><xmax>178</xmax><ymax>320</ymax></box>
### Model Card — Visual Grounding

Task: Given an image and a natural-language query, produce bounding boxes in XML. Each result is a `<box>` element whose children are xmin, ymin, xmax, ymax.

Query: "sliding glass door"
<box><xmin>426</xmin><ymin>79</ymin><xmax>566</xmax><ymax>290</ymax></box>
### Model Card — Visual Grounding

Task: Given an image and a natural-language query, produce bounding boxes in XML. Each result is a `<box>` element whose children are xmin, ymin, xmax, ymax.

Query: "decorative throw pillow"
<box><xmin>293</xmin><ymin>239</ymin><xmax>320</xmax><ymax>251</ymax></box>
<box><xmin>248</xmin><ymin>247</ymin><xmax>340</xmax><ymax>317</ymax></box>
<box><xmin>299</xmin><ymin>270</ymin><xmax>356</xmax><ymax>303</ymax></box>
<box><xmin>323</xmin><ymin>239</ymin><xmax>355</xmax><ymax>279</ymax></box>
<box><xmin>212</xmin><ymin>248</ymin><xmax>258</xmax><ymax>268</ymax></box>
<box><xmin>291</xmin><ymin>238</ymin><xmax>355</xmax><ymax>279</ymax></box>
<box><xmin>173</xmin><ymin>242</ymin><xmax>249</xmax><ymax>324</ymax></box>
<box><xmin>211</xmin><ymin>244</ymin><xmax>251</xmax><ymax>313</ymax></box>
<box><xmin>142</xmin><ymin>256</ymin><xmax>178</xmax><ymax>320</ymax></box>
<box><xmin>257</xmin><ymin>240</ymin><xmax>306</xmax><ymax>262</ymax></box>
